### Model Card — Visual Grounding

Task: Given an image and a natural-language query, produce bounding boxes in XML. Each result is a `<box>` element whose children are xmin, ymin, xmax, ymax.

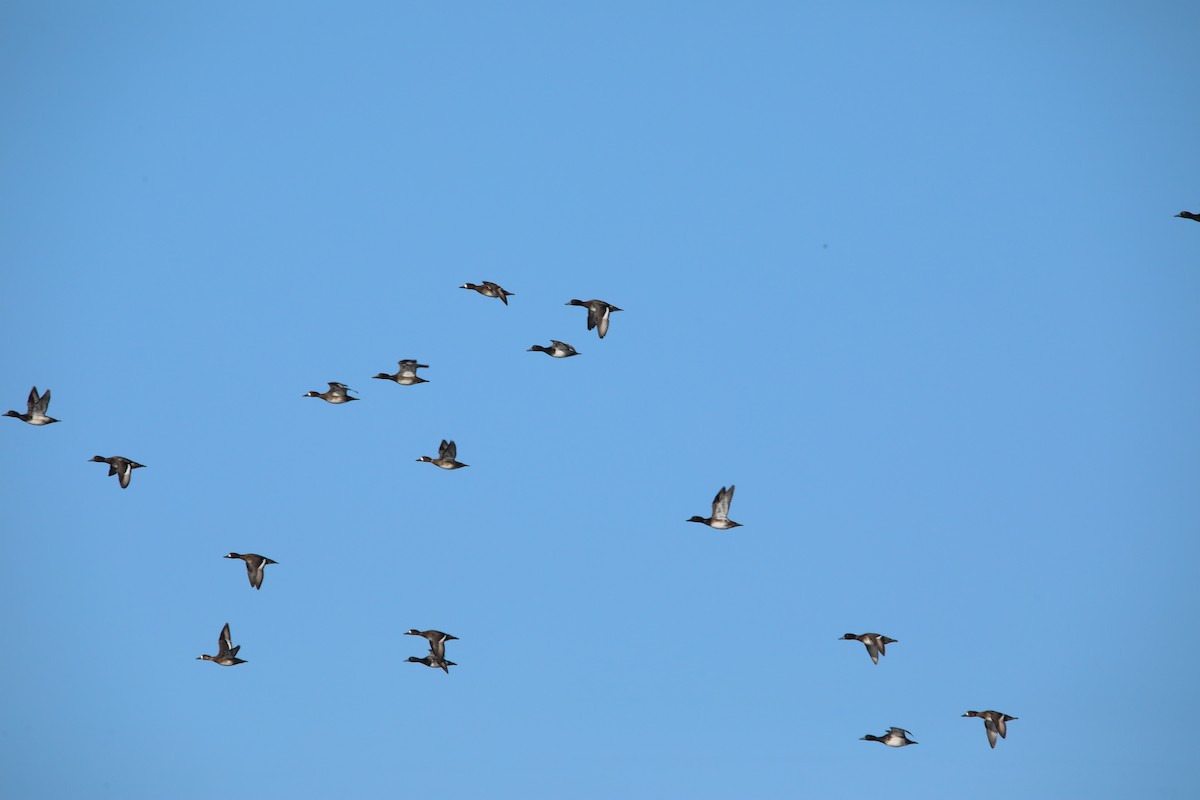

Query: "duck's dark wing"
<box><xmin>596</xmin><ymin>305</ymin><xmax>610</xmax><ymax>338</ymax></box>
<box><xmin>442</xmin><ymin>440</ymin><xmax>457</xmax><ymax>460</ymax></box>
<box><xmin>864</xmin><ymin>640</ymin><xmax>880</xmax><ymax>664</ymax></box>
<box><xmin>246</xmin><ymin>557</ymin><xmax>264</xmax><ymax>589</ymax></box>
<box><xmin>983</xmin><ymin>718</ymin><xmax>999</xmax><ymax>748</ymax></box>
<box><xmin>585</xmin><ymin>303</ymin><xmax>599</xmax><ymax>331</ymax></box>
<box><xmin>28</xmin><ymin>387</ymin><xmax>51</xmax><ymax>415</ymax></box>
<box><xmin>996</xmin><ymin>716</ymin><xmax>1010</xmax><ymax>739</ymax></box>
<box><xmin>117</xmin><ymin>460</ymin><xmax>133</xmax><ymax>489</ymax></box>
<box><xmin>429</xmin><ymin>637</ymin><xmax>447</xmax><ymax>660</ymax></box>
<box><xmin>888</xmin><ymin>727</ymin><xmax>912</xmax><ymax>738</ymax></box>
<box><xmin>218</xmin><ymin>623</ymin><xmax>234</xmax><ymax>657</ymax></box>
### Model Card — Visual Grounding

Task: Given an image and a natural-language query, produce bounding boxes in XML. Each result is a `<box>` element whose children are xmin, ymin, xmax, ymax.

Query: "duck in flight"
<box><xmin>196</xmin><ymin>623</ymin><xmax>246</xmax><ymax>666</ymax></box>
<box><xmin>372</xmin><ymin>360</ymin><xmax>429</xmax><ymax>385</ymax></box>
<box><xmin>1176</xmin><ymin>210</ymin><xmax>1200</xmax><ymax>222</ymax></box>
<box><xmin>304</xmin><ymin>382</ymin><xmax>359</xmax><ymax>403</ymax></box>
<box><xmin>687</xmin><ymin>485</ymin><xmax>741</xmax><ymax>529</ymax></box>
<box><xmin>407</xmin><ymin>653</ymin><xmax>456</xmax><ymax>673</ymax></box>
<box><xmin>566</xmin><ymin>299</ymin><xmax>622</xmax><ymax>339</ymax></box>
<box><xmin>962</xmin><ymin>710</ymin><xmax>1018</xmax><ymax>748</ymax></box>
<box><xmin>840</xmin><ymin>632</ymin><xmax>898</xmax><ymax>665</ymax></box>
<box><xmin>861</xmin><ymin>728</ymin><xmax>918</xmax><ymax>747</ymax></box>
<box><xmin>5</xmin><ymin>386</ymin><xmax>59</xmax><ymax>425</ymax></box>
<box><xmin>417</xmin><ymin>439</ymin><xmax>468</xmax><ymax>470</ymax></box>
<box><xmin>528</xmin><ymin>340</ymin><xmax>579</xmax><ymax>358</ymax></box>
<box><xmin>225</xmin><ymin>553</ymin><xmax>278</xmax><ymax>590</ymax></box>
<box><xmin>461</xmin><ymin>281</ymin><xmax>515</xmax><ymax>305</ymax></box>
<box><xmin>89</xmin><ymin>455</ymin><xmax>145</xmax><ymax>489</ymax></box>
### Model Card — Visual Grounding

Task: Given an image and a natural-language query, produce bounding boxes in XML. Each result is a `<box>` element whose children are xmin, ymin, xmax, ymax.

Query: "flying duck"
<box><xmin>372</xmin><ymin>360</ymin><xmax>429</xmax><ymax>385</ymax></box>
<box><xmin>304</xmin><ymin>382</ymin><xmax>358</xmax><ymax>403</ymax></box>
<box><xmin>417</xmin><ymin>439</ymin><xmax>468</xmax><ymax>470</ymax></box>
<box><xmin>861</xmin><ymin>728</ymin><xmax>918</xmax><ymax>747</ymax></box>
<box><xmin>1176</xmin><ymin>211</ymin><xmax>1200</xmax><ymax>222</ymax></box>
<box><xmin>528</xmin><ymin>340</ymin><xmax>579</xmax><ymax>358</ymax></box>
<box><xmin>89</xmin><ymin>456</ymin><xmax>145</xmax><ymax>489</ymax></box>
<box><xmin>566</xmin><ymin>298</ymin><xmax>622</xmax><ymax>339</ymax></box>
<box><xmin>963</xmin><ymin>710</ymin><xmax>1018</xmax><ymax>748</ymax></box>
<box><xmin>196</xmin><ymin>623</ymin><xmax>246</xmax><ymax>666</ymax></box>
<box><xmin>225</xmin><ymin>553</ymin><xmax>278</xmax><ymax>590</ymax></box>
<box><xmin>405</xmin><ymin>629</ymin><xmax>458</xmax><ymax>661</ymax></box>
<box><xmin>460</xmin><ymin>281</ymin><xmax>515</xmax><ymax>305</ymax></box>
<box><xmin>687</xmin><ymin>485</ymin><xmax>741</xmax><ymax>529</ymax></box>
<box><xmin>840</xmin><ymin>632</ymin><xmax>898</xmax><ymax>665</ymax></box>
<box><xmin>5</xmin><ymin>386</ymin><xmax>59</xmax><ymax>425</ymax></box>
<box><xmin>407</xmin><ymin>652</ymin><xmax>456</xmax><ymax>673</ymax></box>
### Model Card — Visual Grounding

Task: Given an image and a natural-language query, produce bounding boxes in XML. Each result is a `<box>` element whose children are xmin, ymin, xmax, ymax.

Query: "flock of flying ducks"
<box><xmin>10</xmin><ymin>280</ymin><xmax>1032</xmax><ymax>750</ymax></box>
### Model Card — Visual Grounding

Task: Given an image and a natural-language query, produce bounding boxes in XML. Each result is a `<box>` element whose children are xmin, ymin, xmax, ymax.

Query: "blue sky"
<box><xmin>2</xmin><ymin>2</ymin><xmax>1198</xmax><ymax>797</ymax></box>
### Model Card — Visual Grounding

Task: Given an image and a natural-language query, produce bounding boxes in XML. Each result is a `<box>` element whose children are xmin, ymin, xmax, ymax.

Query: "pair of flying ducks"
<box><xmin>861</xmin><ymin>712</ymin><xmax>1018</xmax><ymax>749</ymax></box>
<box><xmin>461</xmin><ymin>282</ymin><xmax>622</xmax><ymax>340</ymax></box>
<box><xmin>306</xmin><ymin>360</ymin><xmax>429</xmax><ymax>402</ymax></box>
<box><xmin>405</xmin><ymin>629</ymin><xmax>459</xmax><ymax>673</ymax></box>
<box><xmin>8</xmin><ymin>388</ymin><xmax>147</xmax><ymax>490</ymax></box>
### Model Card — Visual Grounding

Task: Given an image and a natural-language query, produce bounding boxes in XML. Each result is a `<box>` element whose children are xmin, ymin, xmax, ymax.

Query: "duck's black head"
<box><xmin>303</xmin><ymin>391</ymin><xmax>321</xmax><ymax>398</ymax></box>
<box><xmin>686</xmin><ymin>516</ymin><xmax>707</xmax><ymax>524</ymax></box>
<box><xmin>371</xmin><ymin>373</ymin><xmax>392</xmax><ymax>380</ymax></box>
<box><xmin>406</xmin><ymin>656</ymin><xmax>425</xmax><ymax>663</ymax></box>
<box><xmin>225</xmin><ymin>553</ymin><xmax>241</xmax><ymax>559</ymax></box>
<box><xmin>841</xmin><ymin>633</ymin><xmax>859</xmax><ymax>640</ymax></box>
<box><xmin>566</xmin><ymin>299</ymin><xmax>584</xmax><ymax>306</ymax></box>
<box><xmin>962</xmin><ymin>711</ymin><xmax>978</xmax><ymax>718</ymax></box>
<box><xmin>3</xmin><ymin>410</ymin><xmax>20</xmax><ymax>418</ymax></box>
<box><xmin>404</xmin><ymin>629</ymin><xmax>421</xmax><ymax>636</ymax></box>
<box><xmin>89</xmin><ymin>455</ymin><xmax>106</xmax><ymax>463</ymax></box>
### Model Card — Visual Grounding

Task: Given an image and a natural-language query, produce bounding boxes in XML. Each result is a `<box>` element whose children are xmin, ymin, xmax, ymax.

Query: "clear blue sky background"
<box><xmin>2</xmin><ymin>3</ymin><xmax>1198</xmax><ymax>798</ymax></box>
